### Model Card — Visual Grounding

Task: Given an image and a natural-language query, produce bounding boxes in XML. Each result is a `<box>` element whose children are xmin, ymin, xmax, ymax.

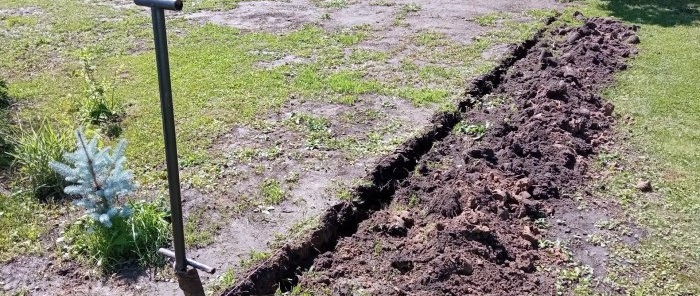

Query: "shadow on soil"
<box><xmin>602</xmin><ymin>0</ymin><xmax>699</xmax><ymax>27</ymax></box>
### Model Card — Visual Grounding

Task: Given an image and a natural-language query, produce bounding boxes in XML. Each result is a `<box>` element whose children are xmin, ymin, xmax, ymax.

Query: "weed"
<box><xmin>595</xmin><ymin>151</ymin><xmax>621</xmax><ymax>167</ymax></box>
<box><xmin>483</xmin><ymin>94</ymin><xmax>507</xmax><ymax>109</ymax></box>
<box><xmin>261</xmin><ymin>179</ymin><xmax>285</xmax><ymax>205</ymax></box>
<box><xmin>369</xmin><ymin>0</ymin><xmax>394</xmax><ymax>6</ymax></box>
<box><xmin>284</xmin><ymin>171</ymin><xmax>300</xmax><ymax>184</ymax></box>
<box><xmin>555</xmin><ymin>264</ymin><xmax>594</xmax><ymax>295</ymax></box>
<box><xmin>206</xmin><ymin>269</ymin><xmax>235</xmax><ymax>296</ymax></box>
<box><xmin>534</xmin><ymin>218</ymin><xmax>548</xmax><ymax>229</ymax></box>
<box><xmin>60</xmin><ymin>200</ymin><xmax>171</xmax><ymax>272</ymax></box>
<box><xmin>0</xmin><ymin>192</ymin><xmax>48</xmax><ymax>261</ymax></box>
<box><xmin>373</xmin><ymin>239</ymin><xmax>382</xmax><ymax>256</ymax></box>
<box><xmin>408</xmin><ymin>192</ymin><xmax>420</xmax><ymax>208</ymax></box>
<box><xmin>8</xmin><ymin>120</ymin><xmax>72</xmax><ymax>199</ymax></box>
<box><xmin>474</xmin><ymin>12</ymin><xmax>511</xmax><ymax>26</ymax></box>
<box><xmin>286</xmin><ymin>285</ymin><xmax>315</xmax><ymax>296</ymax></box>
<box><xmin>313</xmin><ymin>0</ymin><xmax>349</xmax><ymax>8</ymax></box>
<box><xmin>269</xmin><ymin>217</ymin><xmax>319</xmax><ymax>249</ymax></box>
<box><xmin>185</xmin><ymin>207</ymin><xmax>217</xmax><ymax>248</ymax></box>
<box><xmin>586</xmin><ymin>233</ymin><xmax>607</xmax><ymax>247</ymax></box>
<box><xmin>240</xmin><ymin>250</ymin><xmax>271</xmax><ymax>269</ymax></box>
<box><xmin>454</xmin><ymin>121</ymin><xmax>489</xmax><ymax>139</ymax></box>
<box><xmin>594</xmin><ymin>219</ymin><xmax>621</xmax><ymax>231</ymax></box>
<box><xmin>395</xmin><ymin>3</ymin><xmax>421</xmax><ymax>24</ymax></box>
<box><xmin>290</xmin><ymin>113</ymin><xmax>335</xmax><ymax>149</ymax></box>
<box><xmin>76</xmin><ymin>52</ymin><xmax>123</xmax><ymax>137</ymax></box>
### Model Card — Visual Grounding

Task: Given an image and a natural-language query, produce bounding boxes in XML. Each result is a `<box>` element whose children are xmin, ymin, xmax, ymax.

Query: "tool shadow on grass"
<box><xmin>602</xmin><ymin>0</ymin><xmax>699</xmax><ymax>27</ymax></box>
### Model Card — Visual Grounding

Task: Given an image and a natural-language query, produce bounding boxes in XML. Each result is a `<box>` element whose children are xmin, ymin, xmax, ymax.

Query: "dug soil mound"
<box><xmin>295</xmin><ymin>17</ymin><xmax>639</xmax><ymax>295</ymax></box>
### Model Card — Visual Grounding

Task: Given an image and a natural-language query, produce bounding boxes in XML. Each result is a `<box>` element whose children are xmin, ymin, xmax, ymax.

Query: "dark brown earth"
<box><xmin>259</xmin><ymin>17</ymin><xmax>639</xmax><ymax>296</ymax></box>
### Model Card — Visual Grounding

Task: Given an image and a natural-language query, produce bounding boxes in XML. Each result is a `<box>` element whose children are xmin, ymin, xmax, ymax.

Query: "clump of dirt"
<box><xmin>293</xmin><ymin>17</ymin><xmax>639</xmax><ymax>295</ymax></box>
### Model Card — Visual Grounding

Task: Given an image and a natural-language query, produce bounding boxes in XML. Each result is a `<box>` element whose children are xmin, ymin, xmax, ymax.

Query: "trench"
<box><xmin>222</xmin><ymin>16</ymin><xmax>557</xmax><ymax>296</ymax></box>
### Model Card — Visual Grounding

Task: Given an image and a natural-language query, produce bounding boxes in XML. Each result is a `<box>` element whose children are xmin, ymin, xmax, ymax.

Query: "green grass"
<box><xmin>184</xmin><ymin>207</ymin><xmax>218</xmax><ymax>248</ymax></box>
<box><xmin>206</xmin><ymin>268</ymin><xmax>236</xmax><ymax>296</ymax></box>
<box><xmin>60</xmin><ymin>200</ymin><xmax>171</xmax><ymax>272</ymax></box>
<box><xmin>240</xmin><ymin>250</ymin><xmax>270</xmax><ymax>269</ymax></box>
<box><xmin>185</xmin><ymin>0</ymin><xmax>242</xmax><ymax>11</ymax></box>
<box><xmin>269</xmin><ymin>217</ymin><xmax>320</xmax><ymax>249</ymax></box>
<box><xmin>570</xmin><ymin>0</ymin><xmax>700</xmax><ymax>294</ymax></box>
<box><xmin>260</xmin><ymin>179</ymin><xmax>285</xmax><ymax>205</ymax></box>
<box><xmin>474</xmin><ymin>12</ymin><xmax>511</xmax><ymax>26</ymax></box>
<box><xmin>7</xmin><ymin>120</ymin><xmax>73</xmax><ymax>199</ymax></box>
<box><xmin>0</xmin><ymin>192</ymin><xmax>50</xmax><ymax>262</ymax></box>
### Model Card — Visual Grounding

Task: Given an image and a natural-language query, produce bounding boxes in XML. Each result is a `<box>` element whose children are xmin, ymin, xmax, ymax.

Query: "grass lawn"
<box><xmin>572</xmin><ymin>0</ymin><xmax>700</xmax><ymax>294</ymax></box>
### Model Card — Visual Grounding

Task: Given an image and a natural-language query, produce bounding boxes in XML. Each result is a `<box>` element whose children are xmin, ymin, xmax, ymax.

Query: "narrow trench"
<box><xmin>224</xmin><ymin>17</ymin><xmax>556</xmax><ymax>296</ymax></box>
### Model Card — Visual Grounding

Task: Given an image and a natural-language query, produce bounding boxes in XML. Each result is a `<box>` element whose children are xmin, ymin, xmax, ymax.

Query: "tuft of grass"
<box><xmin>369</xmin><ymin>0</ymin><xmax>394</xmax><ymax>6</ymax></box>
<box><xmin>206</xmin><ymin>268</ymin><xmax>235</xmax><ymax>296</ymax></box>
<box><xmin>474</xmin><ymin>12</ymin><xmax>511</xmax><ymax>26</ymax></box>
<box><xmin>408</xmin><ymin>192</ymin><xmax>420</xmax><ymax>208</ymax></box>
<box><xmin>186</xmin><ymin>0</ymin><xmax>241</xmax><ymax>11</ymax></box>
<box><xmin>185</xmin><ymin>207</ymin><xmax>218</xmax><ymax>248</ymax></box>
<box><xmin>395</xmin><ymin>87</ymin><xmax>449</xmax><ymax>106</ymax></box>
<box><xmin>240</xmin><ymin>250</ymin><xmax>271</xmax><ymax>269</ymax></box>
<box><xmin>290</xmin><ymin>113</ymin><xmax>335</xmax><ymax>149</ymax></box>
<box><xmin>60</xmin><ymin>199</ymin><xmax>171</xmax><ymax>272</ymax></box>
<box><xmin>7</xmin><ymin>121</ymin><xmax>73</xmax><ymax>199</ymax></box>
<box><xmin>454</xmin><ymin>121</ymin><xmax>489</xmax><ymax>139</ymax></box>
<box><xmin>3</xmin><ymin>15</ymin><xmax>38</xmax><ymax>27</ymax></box>
<box><xmin>348</xmin><ymin>49</ymin><xmax>388</xmax><ymax>64</ymax></box>
<box><xmin>269</xmin><ymin>217</ymin><xmax>320</xmax><ymax>249</ymax></box>
<box><xmin>372</xmin><ymin>239</ymin><xmax>382</xmax><ymax>256</ymax></box>
<box><xmin>312</xmin><ymin>0</ymin><xmax>349</xmax><ymax>8</ymax></box>
<box><xmin>395</xmin><ymin>3</ymin><xmax>421</xmax><ymax>24</ymax></box>
<box><xmin>328</xmin><ymin>71</ymin><xmax>381</xmax><ymax>95</ymax></box>
<box><xmin>261</xmin><ymin>179</ymin><xmax>285</xmax><ymax>205</ymax></box>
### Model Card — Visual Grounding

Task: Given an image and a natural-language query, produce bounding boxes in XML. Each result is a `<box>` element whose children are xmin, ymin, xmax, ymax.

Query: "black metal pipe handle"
<box><xmin>148</xmin><ymin>6</ymin><xmax>187</xmax><ymax>273</ymax></box>
<box><xmin>134</xmin><ymin>0</ymin><xmax>183</xmax><ymax>10</ymax></box>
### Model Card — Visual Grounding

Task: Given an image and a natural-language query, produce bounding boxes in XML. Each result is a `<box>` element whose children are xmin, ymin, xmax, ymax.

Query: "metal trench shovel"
<box><xmin>133</xmin><ymin>0</ymin><xmax>215</xmax><ymax>295</ymax></box>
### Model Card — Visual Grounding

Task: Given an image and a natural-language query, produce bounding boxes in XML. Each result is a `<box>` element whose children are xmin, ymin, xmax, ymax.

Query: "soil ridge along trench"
<box><xmin>223</xmin><ymin>15</ymin><xmax>558</xmax><ymax>296</ymax></box>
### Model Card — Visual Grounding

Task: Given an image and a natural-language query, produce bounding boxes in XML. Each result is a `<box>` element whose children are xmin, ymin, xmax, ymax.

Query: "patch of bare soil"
<box><xmin>173</xmin><ymin>95</ymin><xmax>433</xmax><ymax>288</ymax></box>
<box><xmin>185</xmin><ymin>0</ymin><xmax>322</xmax><ymax>33</ymax></box>
<box><xmin>224</xmin><ymin>16</ymin><xmax>639</xmax><ymax>295</ymax></box>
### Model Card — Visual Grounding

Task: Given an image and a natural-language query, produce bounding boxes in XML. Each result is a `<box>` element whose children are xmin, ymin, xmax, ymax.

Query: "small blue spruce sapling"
<box><xmin>50</xmin><ymin>130</ymin><xmax>135</xmax><ymax>227</ymax></box>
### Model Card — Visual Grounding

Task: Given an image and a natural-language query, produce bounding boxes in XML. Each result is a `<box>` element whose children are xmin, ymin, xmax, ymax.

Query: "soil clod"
<box><xmin>636</xmin><ymin>180</ymin><xmax>653</xmax><ymax>192</ymax></box>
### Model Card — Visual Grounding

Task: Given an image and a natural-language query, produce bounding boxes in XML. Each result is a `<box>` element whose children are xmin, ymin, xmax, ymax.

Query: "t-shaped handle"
<box><xmin>134</xmin><ymin>0</ymin><xmax>183</xmax><ymax>10</ymax></box>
